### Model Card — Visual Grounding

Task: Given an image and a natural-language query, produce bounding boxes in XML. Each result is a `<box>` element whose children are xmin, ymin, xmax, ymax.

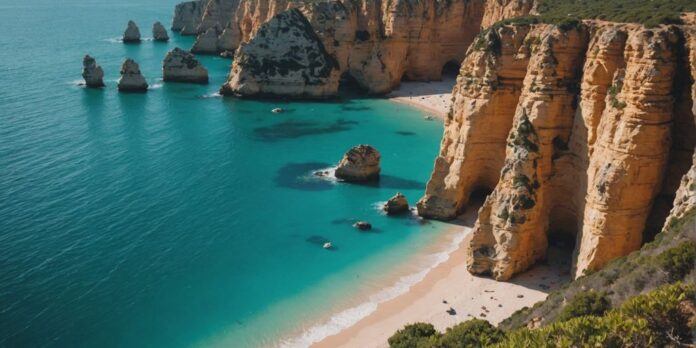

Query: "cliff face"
<box><xmin>173</xmin><ymin>0</ymin><xmax>535</xmax><ymax>97</ymax></box>
<box><xmin>421</xmin><ymin>22</ymin><xmax>696</xmax><ymax>280</ymax></box>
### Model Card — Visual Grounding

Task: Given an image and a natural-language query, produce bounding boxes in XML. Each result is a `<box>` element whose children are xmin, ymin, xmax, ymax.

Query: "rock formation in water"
<box><xmin>163</xmin><ymin>48</ymin><xmax>209</xmax><ymax>84</ymax></box>
<box><xmin>418</xmin><ymin>22</ymin><xmax>696</xmax><ymax>280</ymax></box>
<box><xmin>335</xmin><ymin>145</ymin><xmax>381</xmax><ymax>182</ymax></box>
<box><xmin>153</xmin><ymin>21</ymin><xmax>170</xmax><ymax>41</ymax></box>
<box><xmin>220</xmin><ymin>9</ymin><xmax>339</xmax><ymax>98</ymax></box>
<box><xmin>123</xmin><ymin>20</ymin><xmax>141</xmax><ymax>43</ymax></box>
<box><xmin>82</xmin><ymin>55</ymin><xmax>105</xmax><ymax>88</ymax></box>
<box><xmin>384</xmin><ymin>193</ymin><xmax>410</xmax><ymax>215</ymax></box>
<box><xmin>118</xmin><ymin>59</ymin><xmax>148</xmax><ymax>92</ymax></box>
<box><xmin>172</xmin><ymin>0</ymin><xmax>206</xmax><ymax>35</ymax></box>
<box><xmin>191</xmin><ymin>26</ymin><xmax>221</xmax><ymax>54</ymax></box>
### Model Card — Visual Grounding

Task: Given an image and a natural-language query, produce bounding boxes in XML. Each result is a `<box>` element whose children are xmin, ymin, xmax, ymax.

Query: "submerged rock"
<box><xmin>384</xmin><ymin>193</ymin><xmax>410</xmax><ymax>215</ymax></box>
<box><xmin>335</xmin><ymin>145</ymin><xmax>381</xmax><ymax>182</ymax></box>
<box><xmin>82</xmin><ymin>55</ymin><xmax>104</xmax><ymax>88</ymax></box>
<box><xmin>123</xmin><ymin>20</ymin><xmax>141</xmax><ymax>43</ymax></box>
<box><xmin>353</xmin><ymin>221</ymin><xmax>372</xmax><ymax>231</ymax></box>
<box><xmin>118</xmin><ymin>59</ymin><xmax>148</xmax><ymax>92</ymax></box>
<box><xmin>153</xmin><ymin>21</ymin><xmax>169</xmax><ymax>42</ymax></box>
<box><xmin>162</xmin><ymin>48</ymin><xmax>209</xmax><ymax>84</ymax></box>
<box><xmin>191</xmin><ymin>26</ymin><xmax>220</xmax><ymax>54</ymax></box>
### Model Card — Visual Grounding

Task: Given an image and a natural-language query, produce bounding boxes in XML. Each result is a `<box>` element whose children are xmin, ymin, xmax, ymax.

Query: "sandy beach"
<box><xmin>312</xmin><ymin>182</ymin><xmax>569</xmax><ymax>346</ymax></box>
<box><xmin>387</xmin><ymin>77</ymin><xmax>457</xmax><ymax>119</ymax></box>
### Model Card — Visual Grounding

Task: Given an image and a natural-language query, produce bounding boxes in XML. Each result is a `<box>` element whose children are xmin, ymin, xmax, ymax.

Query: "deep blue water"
<box><xmin>0</xmin><ymin>1</ymin><xmax>446</xmax><ymax>347</ymax></box>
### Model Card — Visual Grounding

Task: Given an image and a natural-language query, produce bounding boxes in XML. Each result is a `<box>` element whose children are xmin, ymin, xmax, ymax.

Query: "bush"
<box><xmin>557</xmin><ymin>290</ymin><xmax>611</xmax><ymax>322</ymax></box>
<box><xmin>657</xmin><ymin>241</ymin><xmax>696</xmax><ymax>281</ymax></box>
<box><xmin>495</xmin><ymin>283</ymin><xmax>695</xmax><ymax>347</ymax></box>
<box><xmin>388</xmin><ymin>323</ymin><xmax>440</xmax><ymax>348</ymax></box>
<box><xmin>439</xmin><ymin>319</ymin><xmax>504</xmax><ymax>347</ymax></box>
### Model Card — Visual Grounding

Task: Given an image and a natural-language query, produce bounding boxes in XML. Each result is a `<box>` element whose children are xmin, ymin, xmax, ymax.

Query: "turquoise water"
<box><xmin>0</xmin><ymin>1</ymin><xmax>447</xmax><ymax>347</ymax></box>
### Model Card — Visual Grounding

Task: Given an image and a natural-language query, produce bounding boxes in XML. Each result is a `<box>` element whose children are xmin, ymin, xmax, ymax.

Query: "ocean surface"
<box><xmin>0</xmin><ymin>1</ymin><xmax>450</xmax><ymax>347</ymax></box>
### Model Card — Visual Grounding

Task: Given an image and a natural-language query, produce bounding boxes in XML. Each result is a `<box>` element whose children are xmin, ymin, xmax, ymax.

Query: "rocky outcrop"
<box><xmin>172</xmin><ymin>0</ymin><xmax>206</xmax><ymax>35</ymax></box>
<box><xmin>384</xmin><ymin>193</ymin><xmax>410</xmax><ymax>215</ymax></box>
<box><xmin>118</xmin><ymin>59</ymin><xmax>148</xmax><ymax>92</ymax></box>
<box><xmin>481</xmin><ymin>0</ymin><xmax>537</xmax><ymax>28</ymax></box>
<box><xmin>163</xmin><ymin>48</ymin><xmax>209</xmax><ymax>84</ymax></box>
<box><xmin>82</xmin><ymin>55</ymin><xmax>105</xmax><ymax>88</ymax></box>
<box><xmin>220</xmin><ymin>9</ymin><xmax>340</xmax><ymax>98</ymax></box>
<box><xmin>419</xmin><ymin>22</ymin><xmax>696</xmax><ymax>280</ymax></box>
<box><xmin>335</xmin><ymin>145</ymin><xmax>381</xmax><ymax>182</ymax></box>
<box><xmin>172</xmin><ymin>0</ymin><xmax>535</xmax><ymax>96</ymax></box>
<box><xmin>153</xmin><ymin>22</ymin><xmax>170</xmax><ymax>41</ymax></box>
<box><xmin>191</xmin><ymin>26</ymin><xmax>221</xmax><ymax>54</ymax></box>
<box><xmin>123</xmin><ymin>21</ymin><xmax>141</xmax><ymax>43</ymax></box>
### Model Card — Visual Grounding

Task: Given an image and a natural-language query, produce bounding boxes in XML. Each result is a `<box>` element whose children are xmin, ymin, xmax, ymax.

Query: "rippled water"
<box><xmin>0</xmin><ymin>1</ymin><xmax>447</xmax><ymax>346</ymax></box>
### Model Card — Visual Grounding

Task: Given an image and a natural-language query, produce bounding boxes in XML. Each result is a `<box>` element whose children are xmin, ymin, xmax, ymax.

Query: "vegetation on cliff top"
<box><xmin>536</xmin><ymin>0</ymin><xmax>696</xmax><ymax>27</ymax></box>
<box><xmin>389</xmin><ymin>283</ymin><xmax>696</xmax><ymax>347</ymax></box>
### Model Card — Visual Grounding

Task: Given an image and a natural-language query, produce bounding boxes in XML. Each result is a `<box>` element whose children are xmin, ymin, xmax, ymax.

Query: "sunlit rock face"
<box><xmin>420</xmin><ymin>21</ymin><xmax>696</xmax><ymax>280</ymax></box>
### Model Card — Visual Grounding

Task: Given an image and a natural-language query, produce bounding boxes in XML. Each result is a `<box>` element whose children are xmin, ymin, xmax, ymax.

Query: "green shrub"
<box><xmin>557</xmin><ymin>290</ymin><xmax>611</xmax><ymax>322</ymax></box>
<box><xmin>388</xmin><ymin>322</ymin><xmax>440</xmax><ymax>348</ymax></box>
<box><xmin>657</xmin><ymin>241</ymin><xmax>696</xmax><ymax>281</ymax></box>
<box><xmin>439</xmin><ymin>319</ymin><xmax>504</xmax><ymax>347</ymax></box>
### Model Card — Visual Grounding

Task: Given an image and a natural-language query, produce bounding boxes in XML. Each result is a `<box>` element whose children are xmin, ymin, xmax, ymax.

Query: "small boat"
<box><xmin>323</xmin><ymin>242</ymin><xmax>333</xmax><ymax>249</ymax></box>
<box><xmin>271</xmin><ymin>108</ymin><xmax>284</xmax><ymax>113</ymax></box>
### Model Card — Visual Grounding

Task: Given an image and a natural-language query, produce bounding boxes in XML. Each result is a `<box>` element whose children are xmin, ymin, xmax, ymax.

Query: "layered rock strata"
<box><xmin>335</xmin><ymin>145</ymin><xmax>381</xmax><ymax>182</ymax></box>
<box><xmin>82</xmin><ymin>55</ymin><xmax>105</xmax><ymax>88</ymax></box>
<box><xmin>220</xmin><ymin>9</ymin><xmax>339</xmax><ymax>98</ymax></box>
<box><xmin>118</xmin><ymin>59</ymin><xmax>148</xmax><ymax>92</ymax></box>
<box><xmin>163</xmin><ymin>48</ymin><xmax>209</xmax><ymax>84</ymax></box>
<box><xmin>153</xmin><ymin>21</ymin><xmax>170</xmax><ymax>41</ymax></box>
<box><xmin>123</xmin><ymin>20</ymin><xmax>141</xmax><ymax>43</ymax></box>
<box><xmin>420</xmin><ymin>22</ymin><xmax>696</xmax><ymax>280</ymax></box>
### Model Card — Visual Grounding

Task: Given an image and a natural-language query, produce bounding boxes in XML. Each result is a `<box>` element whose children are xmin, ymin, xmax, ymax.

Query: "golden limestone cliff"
<box><xmin>172</xmin><ymin>0</ymin><xmax>536</xmax><ymax>97</ymax></box>
<box><xmin>420</xmin><ymin>22</ymin><xmax>696</xmax><ymax>280</ymax></box>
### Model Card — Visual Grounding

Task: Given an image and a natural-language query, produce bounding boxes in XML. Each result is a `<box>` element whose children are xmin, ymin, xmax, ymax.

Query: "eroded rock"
<box><xmin>153</xmin><ymin>21</ymin><xmax>170</xmax><ymax>42</ymax></box>
<box><xmin>335</xmin><ymin>145</ymin><xmax>381</xmax><ymax>182</ymax></box>
<box><xmin>82</xmin><ymin>55</ymin><xmax>104</xmax><ymax>88</ymax></box>
<box><xmin>118</xmin><ymin>59</ymin><xmax>148</xmax><ymax>92</ymax></box>
<box><xmin>123</xmin><ymin>20</ymin><xmax>141</xmax><ymax>43</ymax></box>
<box><xmin>163</xmin><ymin>48</ymin><xmax>209</xmax><ymax>84</ymax></box>
<box><xmin>191</xmin><ymin>26</ymin><xmax>221</xmax><ymax>54</ymax></box>
<box><xmin>384</xmin><ymin>193</ymin><xmax>410</xmax><ymax>215</ymax></box>
<box><xmin>220</xmin><ymin>9</ymin><xmax>339</xmax><ymax>98</ymax></box>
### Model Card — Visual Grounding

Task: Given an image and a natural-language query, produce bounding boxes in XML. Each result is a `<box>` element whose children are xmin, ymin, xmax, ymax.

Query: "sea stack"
<box><xmin>81</xmin><ymin>55</ymin><xmax>105</xmax><ymax>88</ymax></box>
<box><xmin>123</xmin><ymin>20</ymin><xmax>141</xmax><ymax>43</ymax></box>
<box><xmin>383</xmin><ymin>193</ymin><xmax>410</xmax><ymax>215</ymax></box>
<box><xmin>162</xmin><ymin>48</ymin><xmax>208</xmax><ymax>84</ymax></box>
<box><xmin>153</xmin><ymin>22</ymin><xmax>169</xmax><ymax>42</ymax></box>
<box><xmin>118</xmin><ymin>59</ymin><xmax>148</xmax><ymax>92</ymax></box>
<box><xmin>335</xmin><ymin>145</ymin><xmax>381</xmax><ymax>182</ymax></box>
<box><xmin>191</xmin><ymin>26</ymin><xmax>220</xmax><ymax>54</ymax></box>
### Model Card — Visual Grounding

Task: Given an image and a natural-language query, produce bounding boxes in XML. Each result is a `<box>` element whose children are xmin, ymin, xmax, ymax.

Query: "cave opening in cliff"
<box><xmin>468</xmin><ymin>186</ymin><xmax>493</xmax><ymax>206</ymax></box>
<box><xmin>441</xmin><ymin>61</ymin><xmax>461</xmax><ymax>79</ymax></box>
<box><xmin>338</xmin><ymin>71</ymin><xmax>369</xmax><ymax>96</ymax></box>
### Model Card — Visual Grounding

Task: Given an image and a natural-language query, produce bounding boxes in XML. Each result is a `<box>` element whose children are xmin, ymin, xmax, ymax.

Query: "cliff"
<box><xmin>173</xmin><ymin>0</ymin><xmax>535</xmax><ymax>97</ymax></box>
<box><xmin>419</xmin><ymin>21</ymin><xmax>696</xmax><ymax>280</ymax></box>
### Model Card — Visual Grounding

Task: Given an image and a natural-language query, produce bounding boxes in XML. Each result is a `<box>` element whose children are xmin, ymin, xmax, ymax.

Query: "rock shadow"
<box><xmin>348</xmin><ymin>175</ymin><xmax>425</xmax><ymax>190</ymax></box>
<box><xmin>395</xmin><ymin>131</ymin><xmax>417</xmax><ymax>136</ymax></box>
<box><xmin>253</xmin><ymin>119</ymin><xmax>357</xmax><ymax>142</ymax></box>
<box><xmin>275</xmin><ymin>162</ymin><xmax>334</xmax><ymax>191</ymax></box>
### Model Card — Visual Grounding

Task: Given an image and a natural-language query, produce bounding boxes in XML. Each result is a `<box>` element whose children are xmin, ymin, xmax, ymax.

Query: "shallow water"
<box><xmin>0</xmin><ymin>1</ymin><xmax>447</xmax><ymax>347</ymax></box>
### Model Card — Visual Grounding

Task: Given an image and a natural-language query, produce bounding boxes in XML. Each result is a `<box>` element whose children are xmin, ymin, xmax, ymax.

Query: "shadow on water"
<box><xmin>349</xmin><ymin>175</ymin><xmax>425</xmax><ymax>190</ymax></box>
<box><xmin>275</xmin><ymin>162</ymin><xmax>334</xmax><ymax>191</ymax></box>
<box><xmin>253</xmin><ymin>119</ymin><xmax>357</xmax><ymax>142</ymax></box>
<box><xmin>395</xmin><ymin>131</ymin><xmax>417</xmax><ymax>136</ymax></box>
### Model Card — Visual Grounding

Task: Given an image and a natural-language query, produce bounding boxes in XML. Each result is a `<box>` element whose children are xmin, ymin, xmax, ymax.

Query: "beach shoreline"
<box><xmin>311</xmin><ymin>205</ymin><xmax>569</xmax><ymax>348</ymax></box>
<box><xmin>387</xmin><ymin>77</ymin><xmax>457</xmax><ymax>119</ymax></box>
